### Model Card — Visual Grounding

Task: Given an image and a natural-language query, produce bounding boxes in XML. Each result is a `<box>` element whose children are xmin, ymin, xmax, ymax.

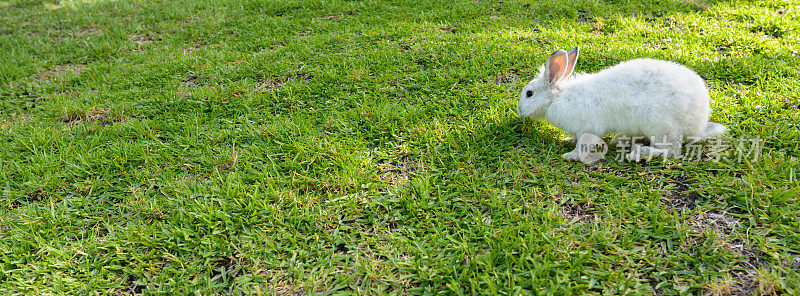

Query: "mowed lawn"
<box><xmin>1</xmin><ymin>0</ymin><xmax>799</xmax><ymax>294</ymax></box>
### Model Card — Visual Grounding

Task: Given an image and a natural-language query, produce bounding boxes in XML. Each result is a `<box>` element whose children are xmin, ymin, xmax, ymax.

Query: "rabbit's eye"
<box><xmin>526</xmin><ymin>90</ymin><xmax>533</xmax><ymax>97</ymax></box>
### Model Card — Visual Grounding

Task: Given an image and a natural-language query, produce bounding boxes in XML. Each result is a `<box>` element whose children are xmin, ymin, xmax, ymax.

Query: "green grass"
<box><xmin>1</xmin><ymin>0</ymin><xmax>799</xmax><ymax>294</ymax></box>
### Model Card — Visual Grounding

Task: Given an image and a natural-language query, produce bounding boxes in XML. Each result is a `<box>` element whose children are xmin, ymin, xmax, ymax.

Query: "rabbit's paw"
<box><xmin>581</xmin><ymin>153</ymin><xmax>604</xmax><ymax>164</ymax></box>
<box><xmin>626</xmin><ymin>145</ymin><xmax>642</xmax><ymax>162</ymax></box>
<box><xmin>626</xmin><ymin>145</ymin><xmax>655</xmax><ymax>162</ymax></box>
<box><xmin>626</xmin><ymin>150</ymin><xmax>643</xmax><ymax>162</ymax></box>
<box><xmin>562</xmin><ymin>151</ymin><xmax>581</xmax><ymax>161</ymax></box>
<box><xmin>563</xmin><ymin>150</ymin><xmax>603</xmax><ymax>164</ymax></box>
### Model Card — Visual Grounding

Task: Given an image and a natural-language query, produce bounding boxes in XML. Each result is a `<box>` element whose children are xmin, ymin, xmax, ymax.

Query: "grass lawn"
<box><xmin>1</xmin><ymin>0</ymin><xmax>799</xmax><ymax>294</ymax></box>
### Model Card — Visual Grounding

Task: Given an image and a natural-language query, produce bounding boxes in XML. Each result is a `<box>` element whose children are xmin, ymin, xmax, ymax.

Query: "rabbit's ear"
<box><xmin>545</xmin><ymin>49</ymin><xmax>568</xmax><ymax>84</ymax></box>
<box><xmin>564</xmin><ymin>47</ymin><xmax>579</xmax><ymax>77</ymax></box>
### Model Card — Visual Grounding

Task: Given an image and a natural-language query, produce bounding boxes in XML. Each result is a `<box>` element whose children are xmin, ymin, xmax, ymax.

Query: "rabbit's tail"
<box><xmin>701</xmin><ymin>122</ymin><xmax>727</xmax><ymax>140</ymax></box>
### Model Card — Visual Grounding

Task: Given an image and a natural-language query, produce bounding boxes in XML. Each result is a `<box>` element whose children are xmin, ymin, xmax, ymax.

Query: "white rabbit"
<box><xmin>516</xmin><ymin>47</ymin><xmax>726</xmax><ymax>163</ymax></box>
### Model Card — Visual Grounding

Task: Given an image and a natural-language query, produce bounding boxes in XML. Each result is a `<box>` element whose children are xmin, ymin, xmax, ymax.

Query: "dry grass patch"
<box><xmin>51</xmin><ymin>27</ymin><xmax>99</xmax><ymax>41</ymax></box>
<box><xmin>183</xmin><ymin>42</ymin><xmax>206</xmax><ymax>55</ymax></box>
<box><xmin>495</xmin><ymin>69</ymin><xmax>519</xmax><ymax>84</ymax></box>
<box><xmin>560</xmin><ymin>200</ymin><xmax>597</xmax><ymax>223</ymax></box>
<box><xmin>257</xmin><ymin>268</ymin><xmax>304</xmax><ymax>296</ymax></box>
<box><xmin>688</xmin><ymin>211</ymin><xmax>784</xmax><ymax>296</ymax></box>
<box><xmin>688</xmin><ymin>210</ymin><xmax>741</xmax><ymax>244</ymax></box>
<box><xmin>60</xmin><ymin>109</ymin><xmax>121</xmax><ymax>127</ymax></box>
<box><xmin>662</xmin><ymin>176</ymin><xmax>699</xmax><ymax>213</ymax></box>
<box><xmin>1</xmin><ymin>114</ymin><xmax>34</xmax><ymax>130</ymax></box>
<box><xmin>377</xmin><ymin>158</ymin><xmax>419</xmax><ymax>187</ymax></box>
<box><xmin>346</xmin><ymin>243</ymin><xmax>417</xmax><ymax>292</ymax></box>
<box><xmin>38</xmin><ymin>63</ymin><xmax>84</xmax><ymax>82</ymax></box>
<box><xmin>259</xmin><ymin>65</ymin><xmax>307</xmax><ymax>92</ymax></box>
<box><xmin>130</xmin><ymin>34</ymin><xmax>159</xmax><ymax>45</ymax></box>
<box><xmin>705</xmin><ymin>267</ymin><xmax>784</xmax><ymax>296</ymax></box>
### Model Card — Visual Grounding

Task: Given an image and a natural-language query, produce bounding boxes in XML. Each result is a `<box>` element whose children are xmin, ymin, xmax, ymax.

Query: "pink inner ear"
<box><xmin>565</xmin><ymin>48</ymin><xmax>579</xmax><ymax>77</ymax></box>
<box><xmin>547</xmin><ymin>52</ymin><xmax>567</xmax><ymax>83</ymax></box>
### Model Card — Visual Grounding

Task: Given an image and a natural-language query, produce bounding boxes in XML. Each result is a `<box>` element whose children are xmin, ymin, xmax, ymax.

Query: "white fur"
<box><xmin>517</xmin><ymin>49</ymin><xmax>726</xmax><ymax>162</ymax></box>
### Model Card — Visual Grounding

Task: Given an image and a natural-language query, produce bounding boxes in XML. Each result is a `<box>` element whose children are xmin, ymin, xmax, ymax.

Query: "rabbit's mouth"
<box><xmin>517</xmin><ymin>99</ymin><xmax>548</xmax><ymax>120</ymax></box>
